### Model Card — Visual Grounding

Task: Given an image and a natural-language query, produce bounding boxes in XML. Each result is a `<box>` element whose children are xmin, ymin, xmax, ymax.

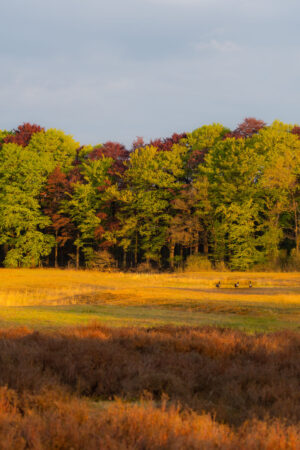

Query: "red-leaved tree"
<box><xmin>40</xmin><ymin>166</ymin><xmax>75</xmax><ymax>267</ymax></box>
<box><xmin>149</xmin><ymin>133</ymin><xmax>187</xmax><ymax>152</ymax></box>
<box><xmin>4</xmin><ymin>123</ymin><xmax>44</xmax><ymax>147</ymax></box>
<box><xmin>225</xmin><ymin>118</ymin><xmax>266</xmax><ymax>139</ymax></box>
<box><xmin>292</xmin><ymin>126</ymin><xmax>300</xmax><ymax>139</ymax></box>
<box><xmin>89</xmin><ymin>142</ymin><xmax>129</xmax><ymax>177</ymax></box>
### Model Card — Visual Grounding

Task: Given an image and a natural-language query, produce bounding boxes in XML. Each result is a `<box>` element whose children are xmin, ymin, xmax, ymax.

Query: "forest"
<box><xmin>0</xmin><ymin>118</ymin><xmax>300</xmax><ymax>271</ymax></box>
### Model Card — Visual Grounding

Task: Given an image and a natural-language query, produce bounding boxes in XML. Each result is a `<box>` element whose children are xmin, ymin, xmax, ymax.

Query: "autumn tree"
<box><xmin>60</xmin><ymin>158</ymin><xmax>113</xmax><ymax>269</ymax></box>
<box><xmin>3</xmin><ymin>122</ymin><xmax>45</xmax><ymax>147</ymax></box>
<box><xmin>225</xmin><ymin>117</ymin><xmax>266</xmax><ymax>139</ymax></box>
<box><xmin>40</xmin><ymin>167</ymin><xmax>74</xmax><ymax>267</ymax></box>
<box><xmin>149</xmin><ymin>132</ymin><xmax>187</xmax><ymax>152</ymax></box>
<box><xmin>168</xmin><ymin>185</ymin><xmax>203</xmax><ymax>269</ymax></box>
<box><xmin>89</xmin><ymin>141</ymin><xmax>129</xmax><ymax>177</ymax></box>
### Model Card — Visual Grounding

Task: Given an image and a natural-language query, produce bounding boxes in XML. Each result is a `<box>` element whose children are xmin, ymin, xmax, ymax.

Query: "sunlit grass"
<box><xmin>0</xmin><ymin>304</ymin><xmax>293</xmax><ymax>332</ymax></box>
<box><xmin>0</xmin><ymin>269</ymin><xmax>300</xmax><ymax>332</ymax></box>
<box><xmin>0</xmin><ymin>269</ymin><xmax>300</xmax><ymax>306</ymax></box>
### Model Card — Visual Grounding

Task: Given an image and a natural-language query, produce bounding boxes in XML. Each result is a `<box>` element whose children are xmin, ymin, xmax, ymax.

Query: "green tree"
<box><xmin>200</xmin><ymin>136</ymin><xmax>264</xmax><ymax>268</ymax></box>
<box><xmin>27</xmin><ymin>128</ymin><xmax>79</xmax><ymax>172</ymax></box>
<box><xmin>255</xmin><ymin>121</ymin><xmax>300</xmax><ymax>260</ymax></box>
<box><xmin>0</xmin><ymin>143</ymin><xmax>55</xmax><ymax>267</ymax></box>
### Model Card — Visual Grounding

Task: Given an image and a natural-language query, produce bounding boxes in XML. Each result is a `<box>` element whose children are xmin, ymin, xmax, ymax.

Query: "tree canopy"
<box><xmin>0</xmin><ymin>118</ymin><xmax>299</xmax><ymax>271</ymax></box>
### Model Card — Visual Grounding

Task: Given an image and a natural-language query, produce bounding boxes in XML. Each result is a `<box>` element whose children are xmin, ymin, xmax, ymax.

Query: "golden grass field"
<box><xmin>0</xmin><ymin>268</ymin><xmax>300</xmax><ymax>331</ymax></box>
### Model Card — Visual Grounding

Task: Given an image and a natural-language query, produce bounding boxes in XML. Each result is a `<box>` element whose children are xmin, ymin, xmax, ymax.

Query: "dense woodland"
<box><xmin>0</xmin><ymin>118</ymin><xmax>300</xmax><ymax>271</ymax></box>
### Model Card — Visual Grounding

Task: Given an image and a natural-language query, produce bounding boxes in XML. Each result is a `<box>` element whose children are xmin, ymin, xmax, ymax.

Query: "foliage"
<box><xmin>3</xmin><ymin>122</ymin><xmax>44</xmax><ymax>146</ymax></box>
<box><xmin>0</xmin><ymin>119</ymin><xmax>299</xmax><ymax>270</ymax></box>
<box><xmin>0</xmin><ymin>143</ymin><xmax>55</xmax><ymax>267</ymax></box>
<box><xmin>27</xmin><ymin>128</ymin><xmax>79</xmax><ymax>171</ymax></box>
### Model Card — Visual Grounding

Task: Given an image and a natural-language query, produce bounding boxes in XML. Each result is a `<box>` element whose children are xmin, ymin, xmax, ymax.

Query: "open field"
<box><xmin>1</xmin><ymin>269</ymin><xmax>300</xmax><ymax>332</ymax></box>
<box><xmin>1</xmin><ymin>269</ymin><xmax>300</xmax><ymax>448</ymax></box>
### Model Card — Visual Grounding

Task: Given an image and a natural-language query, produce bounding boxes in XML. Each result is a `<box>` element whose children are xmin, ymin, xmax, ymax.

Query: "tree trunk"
<box><xmin>203</xmin><ymin>230</ymin><xmax>209</xmax><ymax>255</ymax></box>
<box><xmin>293</xmin><ymin>199</ymin><xmax>300</xmax><ymax>256</ymax></box>
<box><xmin>169</xmin><ymin>240</ymin><xmax>175</xmax><ymax>270</ymax></box>
<box><xmin>55</xmin><ymin>232</ymin><xmax>58</xmax><ymax>268</ymax></box>
<box><xmin>180</xmin><ymin>245</ymin><xmax>184</xmax><ymax>269</ymax></box>
<box><xmin>134</xmin><ymin>232</ymin><xmax>138</xmax><ymax>267</ymax></box>
<box><xmin>296</xmin><ymin>222</ymin><xmax>300</xmax><ymax>257</ymax></box>
<box><xmin>76</xmin><ymin>234</ymin><xmax>80</xmax><ymax>270</ymax></box>
<box><xmin>123</xmin><ymin>249</ymin><xmax>127</xmax><ymax>269</ymax></box>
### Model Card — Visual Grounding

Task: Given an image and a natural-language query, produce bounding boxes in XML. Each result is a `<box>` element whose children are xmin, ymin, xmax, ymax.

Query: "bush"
<box><xmin>184</xmin><ymin>254</ymin><xmax>212</xmax><ymax>272</ymax></box>
<box><xmin>287</xmin><ymin>249</ymin><xmax>300</xmax><ymax>271</ymax></box>
<box><xmin>84</xmin><ymin>249</ymin><xmax>117</xmax><ymax>271</ymax></box>
<box><xmin>135</xmin><ymin>262</ymin><xmax>158</xmax><ymax>273</ymax></box>
<box><xmin>214</xmin><ymin>260</ymin><xmax>228</xmax><ymax>271</ymax></box>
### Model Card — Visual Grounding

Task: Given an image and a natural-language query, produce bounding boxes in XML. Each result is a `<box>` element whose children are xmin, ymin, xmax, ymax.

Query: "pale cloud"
<box><xmin>195</xmin><ymin>40</ymin><xmax>241</xmax><ymax>53</ymax></box>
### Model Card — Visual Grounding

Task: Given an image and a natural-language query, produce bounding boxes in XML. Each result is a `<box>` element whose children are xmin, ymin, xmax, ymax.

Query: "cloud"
<box><xmin>195</xmin><ymin>39</ymin><xmax>241</xmax><ymax>53</ymax></box>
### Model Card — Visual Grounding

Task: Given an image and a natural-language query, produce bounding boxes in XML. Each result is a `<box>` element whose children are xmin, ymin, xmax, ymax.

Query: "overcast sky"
<box><xmin>0</xmin><ymin>0</ymin><xmax>299</xmax><ymax>147</ymax></box>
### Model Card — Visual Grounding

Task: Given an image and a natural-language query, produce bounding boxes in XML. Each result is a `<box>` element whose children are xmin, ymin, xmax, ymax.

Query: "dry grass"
<box><xmin>0</xmin><ymin>269</ymin><xmax>300</xmax><ymax>332</ymax></box>
<box><xmin>0</xmin><ymin>269</ymin><xmax>300</xmax><ymax>308</ymax></box>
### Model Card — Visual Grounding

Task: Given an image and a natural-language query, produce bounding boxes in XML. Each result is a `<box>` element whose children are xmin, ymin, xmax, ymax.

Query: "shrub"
<box><xmin>135</xmin><ymin>262</ymin><xmax>158</xmax><ymax>273</ymax></box>
<box><xmin>0</xmin><ymin>386</ymin><xmax>298</xmax><ymax>449</ymax></box>
<box><xmin>84</xmin><ymin>249</ymin><xmax>117</xmax><ymax>271</ymax></box>
<box><xmin>184</xmin><ymin>254</ymin><xmax>212</xmax><ymax>272</ymax></box>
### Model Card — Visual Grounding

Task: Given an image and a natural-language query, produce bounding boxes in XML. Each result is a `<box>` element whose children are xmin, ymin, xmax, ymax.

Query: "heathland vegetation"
<box><xmin>0</xmin><ymin>320</ymin><xmax>300</xmax><ymax>448</ymax></box>
<box><xmin>1</xmin><ymin>119</ymin><xmax>300</xmax><ymax>271</ymax></box>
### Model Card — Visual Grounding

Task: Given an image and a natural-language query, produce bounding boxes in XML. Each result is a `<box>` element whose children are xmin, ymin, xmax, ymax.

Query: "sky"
<box><xmin>0</xmin><ymin>0</ymin><xmax>299</xmax><ymax>147</ymax></box>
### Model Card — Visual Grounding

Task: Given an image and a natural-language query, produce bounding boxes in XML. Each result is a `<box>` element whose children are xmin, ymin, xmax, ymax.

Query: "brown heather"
<box><xmin>0</xmin><ymin>324</ymin><xmax>300</xmax><ymax>448</ymax></box>
<box><xmin>0</xmin><ymin>325</ymin><xmax>300</xmax><ymax>419</ymax></box>
<box><xmin>0</xmin><ymin>388</ymin><xmax>299</xmax><ymax>449</ymax></box>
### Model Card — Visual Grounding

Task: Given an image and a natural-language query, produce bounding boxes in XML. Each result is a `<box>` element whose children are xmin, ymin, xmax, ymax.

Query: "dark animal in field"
<box><xmin>216</xmin><ymin>281</ymin><xmax>221</xmax><ymax>288</ymax></box>
<box><xmin>234</xmin><ymin>282</ymin><xmax>239</xmax><ymax>288</ymax></box>
<box><xmin>249</xmin><ymin>281</ymin><xmax>252</xmax><ymax>288</ymax></box>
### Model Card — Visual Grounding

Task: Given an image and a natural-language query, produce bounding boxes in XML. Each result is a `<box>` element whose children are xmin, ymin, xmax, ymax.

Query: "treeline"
<box><xmin>0</xmin><ymin>118</ymin><xmax>300</xmax><ymax>271</ymax></box>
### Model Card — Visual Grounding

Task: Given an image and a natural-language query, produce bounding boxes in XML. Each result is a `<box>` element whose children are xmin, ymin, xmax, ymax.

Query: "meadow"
<box><xmin>1</xmin><ymin>269</ymin><xmax>300</xmax><ymax>332</ymax></box>
<box><xmin>1</xmin><ymin>269</ymin><xmax>300</xmax><ymax>448</ymax></box>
